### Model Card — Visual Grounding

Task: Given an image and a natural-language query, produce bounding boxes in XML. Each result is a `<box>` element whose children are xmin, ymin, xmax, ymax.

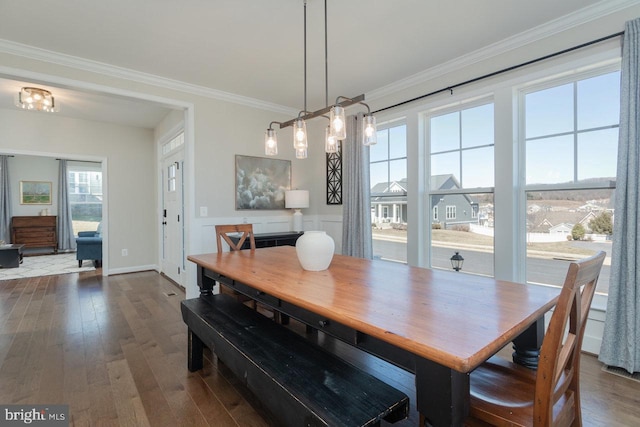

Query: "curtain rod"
<box><xmin>56</xmin><ymin>158</ymin><xmax>102</xmax><ymax>164</ymax></box>
<box><xmin>373</xmin><ymin>31</ymin><xmax>625</xmax><ymax>115</ymax></box>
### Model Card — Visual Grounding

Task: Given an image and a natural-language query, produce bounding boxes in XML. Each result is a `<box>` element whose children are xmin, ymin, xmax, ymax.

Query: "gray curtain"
<box><xmin>0</xmin><ymin>156</ymin><xmax>12</xmax><ymax>243</ymax></box>
<box><xmin>341</xmin><ymin>113</ymin><xmax>373</xmax><ymax>258</ymax></box>
<box><xmin>57</xmin><ymin>160</ymin><xmax>76</xmax><ymax>251</ymax></box>
<box><xmin>599</xmin><ymin>18</ymin><xmax>640</xmax><ymax>374</ymax></box>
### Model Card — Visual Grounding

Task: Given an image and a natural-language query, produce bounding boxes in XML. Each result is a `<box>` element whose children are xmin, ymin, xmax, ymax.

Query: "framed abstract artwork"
<box><xmin>235</xmin><ymin>155</ymin><xmax>291</xmax><ymax>210</ymax></box>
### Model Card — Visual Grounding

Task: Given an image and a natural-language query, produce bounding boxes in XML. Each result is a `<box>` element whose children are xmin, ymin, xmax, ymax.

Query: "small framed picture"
<box><xmin>20</xmin><ymin>181</ymin><xmax>52</xmax><ymax>205</ymax></box>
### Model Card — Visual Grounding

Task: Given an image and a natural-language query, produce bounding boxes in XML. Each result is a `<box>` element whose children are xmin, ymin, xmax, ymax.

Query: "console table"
<box><xmin>229</xmin><ymin>231</ymin><xmax>303</xmax><ymax>249</ymax></box>
<box><xmin>11</xmin><ymin>216</ymin><xmax>58</xmax><ymax>254</ymax></box>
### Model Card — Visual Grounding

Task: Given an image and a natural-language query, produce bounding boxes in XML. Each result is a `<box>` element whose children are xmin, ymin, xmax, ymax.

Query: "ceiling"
<box><xmin>0</xmin><ymin>0</ymin><xmax>627</xmax><ymax>128</ymax></box>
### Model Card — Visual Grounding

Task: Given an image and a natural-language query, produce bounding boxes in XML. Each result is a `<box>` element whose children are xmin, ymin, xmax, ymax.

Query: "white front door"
<box><xmin>161</xmin><ymin>149</ymin><xmax>184</xmax><ymax>286</ymax></box>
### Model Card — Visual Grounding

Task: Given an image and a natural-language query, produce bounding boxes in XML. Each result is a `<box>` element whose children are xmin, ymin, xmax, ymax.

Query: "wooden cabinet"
<box><xmin>11</xmin><ymin>216</ymin><xmax>58</xmax><ymax>254</ymax></box>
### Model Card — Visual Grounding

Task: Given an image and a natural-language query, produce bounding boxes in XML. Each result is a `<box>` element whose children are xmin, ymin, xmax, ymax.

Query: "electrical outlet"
<box><xmin>200</xmin><ymin>206</ymin><xmax>208</xmax><ymax>216</ymax></box>
<box><xmin>121</xmin><ymin>249</ymin><xmax>128</xmax><ymax>256</ymax></box>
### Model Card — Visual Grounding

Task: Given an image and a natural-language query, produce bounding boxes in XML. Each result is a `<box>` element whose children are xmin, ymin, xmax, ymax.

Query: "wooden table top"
<box><xmin>188</xmin><ymin>246</ymin><xmax>560</xmax><ymax>373</ymax></box>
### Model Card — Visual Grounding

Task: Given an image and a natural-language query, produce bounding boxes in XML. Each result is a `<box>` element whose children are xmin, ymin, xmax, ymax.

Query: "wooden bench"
<box><xmin>181</xmin><ymin>294</ymin><xmax>410</xmax><ymax>427</ymax></box>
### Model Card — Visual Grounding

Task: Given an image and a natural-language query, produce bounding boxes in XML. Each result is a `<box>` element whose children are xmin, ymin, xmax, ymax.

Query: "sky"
<box><xmin>369</xmin><ymin>70</ymin><xmax>620</xmax><ymax>189</ymax></box>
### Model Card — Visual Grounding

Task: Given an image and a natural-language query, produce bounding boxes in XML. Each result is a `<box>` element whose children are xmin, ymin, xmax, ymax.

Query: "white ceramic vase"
<box><xmin>295</xmin><ymin>231</ymin><xmax>335</xmax><ymax>271</ymax></box>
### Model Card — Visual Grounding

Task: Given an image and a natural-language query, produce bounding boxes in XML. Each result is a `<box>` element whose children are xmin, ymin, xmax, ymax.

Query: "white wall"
<box><xmin>8</xmin><ymin>155</ymin><xmax>58</xmax><ymax>217</ymax></box>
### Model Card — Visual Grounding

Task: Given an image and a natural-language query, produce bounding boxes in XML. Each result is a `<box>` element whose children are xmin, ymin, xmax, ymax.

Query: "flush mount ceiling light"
<box><xmin>15</xmin><ymin>87</ymin><xmax>58</xmax><ymax>112</ymax></box>
<box><xmin>264</xmin><ymin>0</ymin><xmax>376</xmax><ymax>158</ymax></box>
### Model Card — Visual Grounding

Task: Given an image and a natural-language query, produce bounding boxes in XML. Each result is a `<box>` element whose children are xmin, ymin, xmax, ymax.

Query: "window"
<box><xmin>428</xmin><ymin>102</ymin><xmax>495</xmax><ymax>276</ymax></box>
<box><xmin>162</xmin><ymin>132</ymin><xmax>184</xmax><ymax>155</ymax></box>
<box><xmin>523</xmin><ymin>70</ymin><xmax>619</xmax><ymax>294</ymax></box>
<box><xmin>446</xmin><ymin>206</ymin><xmax>456</xmax><ymax>219</ymax></box>
<box><xmin>370</xmin><ymin>122</ymin><xmax>407</xmax><ymax>263</ymax></box>
<box><xmin>168</xmin><ymin>163</ymin><xmax>177</xmax><ymax>192</ymax></box>
<box><xmin>68</xmin><ymin>163</ymin><xmax>103</xmax><ymax>236</ymax></box>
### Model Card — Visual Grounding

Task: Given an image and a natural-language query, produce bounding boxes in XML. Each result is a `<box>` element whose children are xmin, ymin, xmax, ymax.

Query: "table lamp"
<box><xmin>285</xmin><ymin>190</ymin><xmax>309</xmax><ymax>232</ymax></box>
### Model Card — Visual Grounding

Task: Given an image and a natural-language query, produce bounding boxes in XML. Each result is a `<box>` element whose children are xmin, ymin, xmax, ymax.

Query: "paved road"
<box><xmin>373</xmin><ymin>238</ymin><xmax>611</xmax><ymax>294</ymax></box>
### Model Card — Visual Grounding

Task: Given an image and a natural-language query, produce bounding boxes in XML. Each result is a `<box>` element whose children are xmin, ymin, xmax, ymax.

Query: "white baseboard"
<box><xmin>106</xmin><ymin>264</ymin><xmax>159</xmax><ymax>276</ymax></box>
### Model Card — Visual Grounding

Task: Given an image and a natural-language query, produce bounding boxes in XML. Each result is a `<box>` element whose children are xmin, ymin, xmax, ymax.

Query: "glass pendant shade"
<box><xmin>295</xmin><ymin>146</ymin><xmax>308</xmax><ymax>159</ymax></box>
<box><xmin>362</xmin><ymin>115</ymin><xmax>377</xmax><ymax>146</ymax></box>
<box><xmin>330</xmin><ymin>105</ymin><xmax>347</xmax><ymax>140</ymax></box>
<box><xmin>325</xmin><ymin>126</ymin><xmax>339</xmax><ymax>153</ymax></box>
<box><xmin>264</xmin><ymin>128</ymin><xmax>278</xmax><ymax>155</ymax></box>
<box><xmin>293</xmin><ymin>119</ymin><xmax>308</xmax><ymax>149</ymax></box>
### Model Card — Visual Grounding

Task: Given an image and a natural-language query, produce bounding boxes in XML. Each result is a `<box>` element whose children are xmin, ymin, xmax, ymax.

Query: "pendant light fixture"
<box><xmin>264</xmin><ymin>0</ymin><xmax>377</xmax><ymax>157</ymax></box>
<box><xmin>16</xmin><ymin>87</ymin><xmax>58</xmax><ymax>113</ymax></box>
<box><xmin>264</xmin><ymin>124</ymin><xmax>279</xmax><ymax>156</ymax></box>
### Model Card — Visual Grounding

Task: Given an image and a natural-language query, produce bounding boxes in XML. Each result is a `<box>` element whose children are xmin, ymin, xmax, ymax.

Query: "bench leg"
<box><xmin>187</xmin><ymin>328</ymin><xmax>204</xmax><ymax>372</ymax></box>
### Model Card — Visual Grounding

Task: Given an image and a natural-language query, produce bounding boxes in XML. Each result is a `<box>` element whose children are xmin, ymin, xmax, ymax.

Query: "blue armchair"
<box><xmin>76</xmin><ymin>223</ymin><xmax>102</xmax><ymax>267</ymax></box>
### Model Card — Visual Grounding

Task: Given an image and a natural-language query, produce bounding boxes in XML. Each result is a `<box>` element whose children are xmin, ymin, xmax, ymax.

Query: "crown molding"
<box><xmin>0</xmin><ymin>39</ymin><xmax>298</xmax><ymax>116</ymax></box>
<box><xmin>367</xmin><ymin>0</ymin><xmax>636</xmax><ymax>102</ymax></box>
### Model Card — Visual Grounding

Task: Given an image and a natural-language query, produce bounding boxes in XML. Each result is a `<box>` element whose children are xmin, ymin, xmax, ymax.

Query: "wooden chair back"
<box><xmin>534</xmin><ymin>250</ymin><xmax>605</xmax><ymax>426</ymax></box>
<box><xmin>215</xmin><ymin>224</ymin><xmax>256</xmax><ymax>253</ymax></box>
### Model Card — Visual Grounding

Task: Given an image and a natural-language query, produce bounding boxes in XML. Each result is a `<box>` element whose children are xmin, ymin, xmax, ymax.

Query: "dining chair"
<box><xmin>215</xmin><ymin>224</ymin><xmax>257</xmax><ymax>309</ymax></box>
<box><xmin>215</xmin><ymin>223</ymin><xmax>256</xmax><ymax>253</ymax></box>
<box><xmin>215</xmin><ymin>224</ymin><xmax>280</xmax><ymax>322</ymax></box>
<box><xmin>465</xmin><ymin>250</ymin><xmax>606</xmax><ymax>427</ymax></box>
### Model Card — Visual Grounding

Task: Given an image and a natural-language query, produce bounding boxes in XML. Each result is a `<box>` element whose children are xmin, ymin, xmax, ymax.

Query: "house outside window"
<box><xmin>370</xmin><ymin>122</ymin><xmax>407</xmax><ymax>263</ymax></box>
<box><xmin>428</xmin><ymin>101</ymin><xmax>495</xmax><ymax>276</ymax></box>
<box><xmin>523</xmin><ymin>69</ymin><xmax>619</xmax><ymax>294</ymax></box>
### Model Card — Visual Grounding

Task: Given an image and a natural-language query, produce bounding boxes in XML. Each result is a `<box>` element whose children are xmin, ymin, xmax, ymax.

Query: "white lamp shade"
<box><xmin>285</xmin><ymin>190</ymin><xmax>309</xmax><ymax>209</ymax></box>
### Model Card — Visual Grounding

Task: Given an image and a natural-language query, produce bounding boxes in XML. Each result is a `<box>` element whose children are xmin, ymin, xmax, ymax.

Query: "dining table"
<box><xmin>187</xmin><ymin>246</ymin><xmax>560</xmax><ymax>427</ymax></box>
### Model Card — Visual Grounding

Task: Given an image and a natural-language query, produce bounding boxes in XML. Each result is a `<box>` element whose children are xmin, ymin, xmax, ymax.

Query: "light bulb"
<box><xmin>365</xmin><ymin>124</ymin><xmax>374</xmax><ymax>137</ymax></box>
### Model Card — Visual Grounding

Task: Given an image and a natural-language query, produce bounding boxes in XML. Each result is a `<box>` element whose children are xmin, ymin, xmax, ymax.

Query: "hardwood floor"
<box><xmin>1</xmin><ymin>270</ymin><xmax>639</xmax><ymax>426</ymax></box>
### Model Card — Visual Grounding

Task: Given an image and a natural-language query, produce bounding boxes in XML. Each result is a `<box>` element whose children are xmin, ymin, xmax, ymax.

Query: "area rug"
<box><xmin>0</xmin><ymin>253</ymin><xmax>95</xmax><ymax>280</ymax></box>
<box><xmin>603</xmin><ymin>365</ymin><xmax>640</xmax><ymax>383</ymax></box>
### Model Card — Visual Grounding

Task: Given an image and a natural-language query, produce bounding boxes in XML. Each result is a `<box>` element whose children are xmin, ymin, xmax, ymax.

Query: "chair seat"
<box><xmin>469</xmin><ymin>356</ymin><xmax>575</xmax><ymax>427</ymax></box>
